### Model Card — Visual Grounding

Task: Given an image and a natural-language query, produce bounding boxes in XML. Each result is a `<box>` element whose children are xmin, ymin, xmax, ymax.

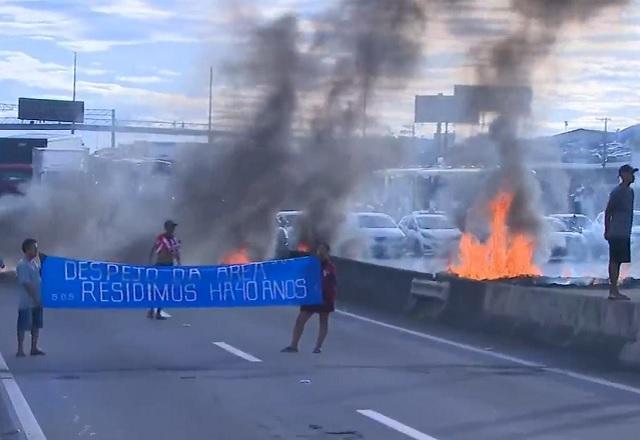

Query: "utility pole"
<box><xmin>597</xmin><ymin>117</ymin><xmax>611</xmax><ymax>168</ymax></box>
<box><xmin>362</xmin><ymin>90</ymin><xmax>368</xmax><ymax>137</ymax></box>
<box><xmin>111</xmin><ymin>109</ymin><xmax>116</xmax><ymax>148</ymax></box>
<box><xmin>72</xmin><ymin>51</ymin><xmax>77</xmax><ymax>134</ymax></box>
<box><xmin>208</xmin><ymin>66</ymin><xmax>213</xmax><ymax>144</ymax></box>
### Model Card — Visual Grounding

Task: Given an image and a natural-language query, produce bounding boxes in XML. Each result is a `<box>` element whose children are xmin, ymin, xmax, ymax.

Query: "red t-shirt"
<box><xmin>321</xmin><ymin>260</ymin><xmax>337</xmax><ymax>304</ymax></box>
<box><xmin>154</xmin><ymin>233</ymin><xmax>181</xmax><ymax>263</ymax></box>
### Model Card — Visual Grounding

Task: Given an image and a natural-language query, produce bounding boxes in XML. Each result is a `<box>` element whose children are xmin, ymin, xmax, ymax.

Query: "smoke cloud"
<box><xmin>464</xmin><ymin>0</ymin><xmax>630</xmax><ymax>241</ymax></box>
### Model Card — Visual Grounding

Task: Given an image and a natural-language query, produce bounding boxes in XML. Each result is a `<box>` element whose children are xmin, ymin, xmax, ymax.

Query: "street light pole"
<box><xmin>72</xmin><ymin>51</ymin><xmax>77</xmax><ymax>134</ymax></box>
<box><xmin>208</xmin><ymin>66</ymin><xmax>213</xmax><ymax>144</ymax></box>
<box><xmin>597</xmin><ymin>117</ymin><xmax>611</xmax><ymax>168</ymax></box>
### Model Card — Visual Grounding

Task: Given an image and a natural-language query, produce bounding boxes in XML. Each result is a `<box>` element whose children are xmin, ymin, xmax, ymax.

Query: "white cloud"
<box><xmin>0</xmin><ymin>51</ymin><xmax>204</xmax><ymax>117</ymax></box>
<box><xmin>116</xmin><ymin>75</ymin><xmax>165</xmax><ymax>84</ymax></box>
<box><xmin>92</xmin><ymin>0</ymin><xmax>174</xmax><ymax>21</ymax></box>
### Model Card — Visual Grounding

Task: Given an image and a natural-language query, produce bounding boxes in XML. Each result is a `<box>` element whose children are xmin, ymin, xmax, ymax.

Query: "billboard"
<box><xmin>18</xmin><ymin>98</ymin><xmax>84</xmax><ymax>123</ymax></box>
<box><xmin>453</xmin><ymin>85</ymin><xmax>532</xmax><ymax>116</ymax></box>
<box><xmin>414</xmin><ymin>94</ymin><xmax>479</xmax><ymax>124</ymax></box>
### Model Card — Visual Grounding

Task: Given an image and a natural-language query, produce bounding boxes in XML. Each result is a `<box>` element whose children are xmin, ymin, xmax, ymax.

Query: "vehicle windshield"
<box><xmin>416</xmin><ymin>215</ymin><xmax>454</xmax><ymax>230</ymax></box>
<box><xmin>358</xmin><ymin>214</ymin><xmax>397</xmax><ymax>229</ymax></box>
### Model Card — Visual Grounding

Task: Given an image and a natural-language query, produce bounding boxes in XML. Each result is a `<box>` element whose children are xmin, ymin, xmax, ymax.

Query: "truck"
<box><xmin>0</xmin><ymin>135</ymin><xmax>87</xmax><ymax>195</ymax></box>
<box><xmin>32</xmin><ymin>147</ymin><xmax>90</xmax><ymax>183</ymax></box>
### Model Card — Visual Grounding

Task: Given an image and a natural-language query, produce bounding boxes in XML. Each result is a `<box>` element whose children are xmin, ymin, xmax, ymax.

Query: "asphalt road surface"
<box><xmin>2</xmin><ymin>282</ymin><xmax>640</xmax><ymax>440</ymax></box>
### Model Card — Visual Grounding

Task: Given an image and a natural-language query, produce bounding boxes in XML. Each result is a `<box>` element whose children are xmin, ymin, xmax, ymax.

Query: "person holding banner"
<box><xmin>147</xmin><ymin>220</ymin><xmax>181</xmax><ymax>320</ymax></box>
<box><xmin>282</xmin><ymin>242</ymin><xmax>336</xmax><ymax>354</ymax></box>
<box><xmin>16</xmin><ymin>238</ymin><xmax>45</xmax><ymax>357</ymax></box>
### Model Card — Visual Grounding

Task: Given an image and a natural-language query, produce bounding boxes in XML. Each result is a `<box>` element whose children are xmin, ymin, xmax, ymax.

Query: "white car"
<box><xmin>399</xmin><ymin>212</ymin><xmax>461</xmax><ymax>257</ymax></box>
<box><xmin>337</xmin><ymin>212</ymin><xmax>406</xmax><ymax>259</ymax></box>
<box><xmin>277</xmin><ymin>210</ymin><xmax>303</xmax><ymax>250</ymax></box>
<box><xmin>544</xmin><ymin>216</ymin><xmax>588</xmax><ymax>261</ymax></box>
<box><xmin>588</xmin><ymin>210</ymin><xmax>640</xmax><ymax>259</ymax></box>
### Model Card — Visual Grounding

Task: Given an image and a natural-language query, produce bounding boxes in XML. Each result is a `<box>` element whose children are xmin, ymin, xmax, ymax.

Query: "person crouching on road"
<box><xmin>604</xmin><ymin>164</ymin><xmax>637</xmax><ymax>300</ymax></box>
<box><xmin>16</xmin><ymin>238</ymin><xmax>45</xmax><ymax>357</ymax></box>
<box><xmin>282</xmin><ymin>242</ymin><xmax>337</xmax><ymax>354</ymax></box>
<box><xmin>147</xmin><ymin>220</ymin><xmax>181</xmax><ymax>320</ymax></box>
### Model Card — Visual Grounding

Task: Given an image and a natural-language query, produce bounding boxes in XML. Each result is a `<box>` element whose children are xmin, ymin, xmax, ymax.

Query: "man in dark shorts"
<box><xmin>282</xmin><ymin>243</ymin><xmax>337</xmax><ymax>354</ymax></box>
<box><xmin>604</xmin><ymin>164</ymin><xmax>637</xmax><ymax>300</ymax></box>
<box><xmin>147</xmin><ymin>220</ymin><xmax>181</xmax><ymax>320</ymax></box>
<box><xmin>16</xmin><ymin>238</ymin><xmax>45</xmax><ymax>357</ymax></box>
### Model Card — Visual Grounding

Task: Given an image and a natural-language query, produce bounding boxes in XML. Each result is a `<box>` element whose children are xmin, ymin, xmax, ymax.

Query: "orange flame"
<box><xmin>297</xmin><ymin>243</ymin><xmax>311</xmax><ymax>253</ymax></box>
<box><xmin>450</xmin><ymin>192</ymin><xmax>540</xmax><ymax>280</ymax></box>
<box><xmin>220</xmin><ymin>247</ymin><xmax>251</xmax><ymax>265</ymax></box>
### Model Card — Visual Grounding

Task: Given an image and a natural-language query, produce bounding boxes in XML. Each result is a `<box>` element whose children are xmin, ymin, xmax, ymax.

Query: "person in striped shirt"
<box><xmin>147</xmin><ymin>220</ymin><xmax>181</xmax><ymax>320</ymax></box>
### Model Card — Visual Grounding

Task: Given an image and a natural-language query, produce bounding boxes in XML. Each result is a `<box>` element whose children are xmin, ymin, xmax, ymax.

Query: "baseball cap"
<box><xmin>164</xmin><ymin>220</ymin><xmax>178</xmax><ymax>228</ymax></box>
<box><xmin>618</xmin><ymin>164</ymin><xmax>638</xmax><ymax>175</ymax></box>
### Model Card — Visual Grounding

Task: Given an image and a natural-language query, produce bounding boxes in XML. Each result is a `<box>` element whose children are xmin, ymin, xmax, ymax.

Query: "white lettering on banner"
<box><xmin>81</xmin><ymin>281</ymin><xmax>97</xmax><ymax>302</ymax></box>
<box><xmin>111</xmin><ymin>282</ymin><xmax>124</xmax><ymax>302</ymax></box>
<box><xmin>295</xmin><ymin>279</ymin><xmax>307</xmax><ymax>298</ymax></box>
<box><xmin>107</xmin><ymin>264</ymin><xmax>119</xmax><ymax>280</ymax></box>
<box><xmin>184</xmin><ymin>284</ymin><xmax>197</xmax><ymax>302</ymax></box>
<box><xmin>210</xmin><ymin>283</ymin><xmax>222</xmax><ymax>302</ymax></box>
<box><xmin>173</xmin><ymin>268</ymin><xmax>185</xmax><ymax>280</ymax></box>
<box><xmin>58</xmin><ymin>259</ymin><xmax>314</xmax><ymax>306</ymax></box>
<box><xmin>262</xmin><ymin>280</ymin><xmax>274</xmax><ymax>301</ymax></box>
<box><xmin>153</xmin><ymin>284</ymin><xmax>170</xmax><ymax>302</ymax></box>
<box><xmin>245</xmin><ymin>281</ymin><xmax>258</xmax><ymax>301</ymax></box>
<box><xmin>121</xmin><ymin>265</ymin><xmax>131</xmax><ymax>281</ymax></box>
<box><xmin>223</xmin><ymin>282</ymin><xmax>236</xmax><ymax>301</ymax></box>
<box><xmin>132</xmin><ymin>283</ymin><xmax>145</xmax><ymax>301</ymax></box>
<box><xmin>171</xmin><ymin>284</ymin><xmax>183</xmax><ymax>302</ymax></box>
<box><xmin>65</xmin><ymin>260</ymin><xmax>76</xmax><ymax>280</ymax></box>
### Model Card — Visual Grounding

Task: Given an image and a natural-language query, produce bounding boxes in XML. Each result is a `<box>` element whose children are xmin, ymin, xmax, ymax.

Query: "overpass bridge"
<box><xmin>0</xmin><ymin>104</ymin><xmax>231</xmax><ymax>146</ymax></box>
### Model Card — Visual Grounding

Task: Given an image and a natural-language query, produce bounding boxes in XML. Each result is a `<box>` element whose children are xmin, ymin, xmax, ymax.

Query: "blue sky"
<box><xmin>0</xmin><ymin>0</ymin><xmax>638</xmax><ymax>148</ymax></box>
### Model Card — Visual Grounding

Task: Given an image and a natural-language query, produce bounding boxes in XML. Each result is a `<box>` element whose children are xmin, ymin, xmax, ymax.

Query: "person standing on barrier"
<box><xmin>16</xmin><ymin>238</ymin><xmax>45</xmax><ymax>357</ymax></box>
<box><xmin>282</xmin><ymin>242</ymin><xmax>337</xmax><ymax>354</ymax></box>
<box><xmin>605</xmin><ymin>164</ymin><xmax>637</xmax><ymax>300</ymax></box>
<box><xmin>147</xmin><ymin>220</ymin><xmax>181</xmax><ymax>320</ymax></box>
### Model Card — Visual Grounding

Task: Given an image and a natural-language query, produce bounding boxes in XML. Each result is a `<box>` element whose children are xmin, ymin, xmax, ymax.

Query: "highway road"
<box><xmin>2</xmin><ymin>281</ymin><xmax>640</xmax><ymax>440</ymax></box>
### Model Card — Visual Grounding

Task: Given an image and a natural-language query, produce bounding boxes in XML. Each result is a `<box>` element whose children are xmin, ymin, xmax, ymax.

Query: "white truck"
<box><xmin>32</xmin><ymin>147</ymin><xmax>90</xmax><ymax>183</ymax></box>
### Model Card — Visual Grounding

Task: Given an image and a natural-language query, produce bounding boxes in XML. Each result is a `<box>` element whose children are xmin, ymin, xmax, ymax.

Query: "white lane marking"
<box><xmin>0</xmin><ymin>352</ymin><xmax>47</xmax><ymax>440</ymax></box>
<box><xmin>337</xmin><ymin>310</ymin><xmax>640</xmax><ymax>397</ymax></box>
<box><xmin>358</xmin><ymin>410</ymin><xmax>439</xmax><ymax>440</ymax></box>
<box><xmin>212</xmin><ymin>342</ymin><xmax>262</xmax><ymax>363</ymax></box>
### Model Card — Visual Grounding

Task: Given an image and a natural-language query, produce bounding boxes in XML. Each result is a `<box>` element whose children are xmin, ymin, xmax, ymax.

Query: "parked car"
<box><xmin>587</xmin><ymin>210</ymin><xmax>640</xmax><ymax>259</ymax></box>
<box><xmin>549</xmin><ymin>214</ymin><xmax>593</xmax><ymax>233</ymax></box>
<box><xmin>277</xmin><ymin>210</ymin><xmax>303</xmax><ymax>250</ymax></box>
<box><xmin>399</xmin><ymin>212</ymin><xmax>461</xmax><ymax>257</ymax></box>
<box><xmin>544</xmin><ymin>216</ymin><xmax>588</xmax><ymax>261</ymax></box>
<box><xmin>336</xmin><ymin>212</ymin><xmax>406</xmax><ymax>259</ymax></box>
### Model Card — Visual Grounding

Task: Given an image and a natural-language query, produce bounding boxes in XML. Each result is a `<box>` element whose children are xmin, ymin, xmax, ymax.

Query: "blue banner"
<box><xmin>41</xmin><ymin>256</ymin><xmax>322</xmax><ymax>309</ymax></box>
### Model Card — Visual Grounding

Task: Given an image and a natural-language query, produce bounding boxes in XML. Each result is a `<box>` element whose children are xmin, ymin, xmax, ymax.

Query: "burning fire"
<box><xmin>297</xmin><ymin>243</ymin><xmax>311</xmax><ymax>253</ymax></box>
<box><xmin>220</xmin><ymin>247</ymin><xmax>251</xmax><ymax>265</ymax></box>
<box><xmin>450</xmin><ymin>192</ymin><xmax>540</xmax><ymax>280</ymax></box>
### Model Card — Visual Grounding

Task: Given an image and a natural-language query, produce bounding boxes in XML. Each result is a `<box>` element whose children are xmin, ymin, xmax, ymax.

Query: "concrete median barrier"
<box><xmin>333</xmin><ymin>257</ymin><xmax>640</xmax><ymax>368</ymax></box>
